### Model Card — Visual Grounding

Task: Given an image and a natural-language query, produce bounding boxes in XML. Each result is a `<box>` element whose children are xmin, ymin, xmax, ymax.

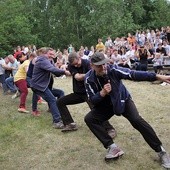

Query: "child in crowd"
<box><xmin>152</xmin><ymin>52</ymin><xmax>163</xmax><ymax>74</ymax></box>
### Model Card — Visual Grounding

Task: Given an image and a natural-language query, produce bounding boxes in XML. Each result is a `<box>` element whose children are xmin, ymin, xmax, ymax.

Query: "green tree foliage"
<box><xmin>0</xmin><ymin>0</ymin><xmax>37</xmax><ymax>56</ymax></box>
<box><xmin>147</xmin><ymin>0</ymin><xmax>170</xmax><ymax>28</ymax></box>
<box><xmin>0</xmin><ymin>0</ymin><xmax>170</xmax><ymax>56</ymax></box>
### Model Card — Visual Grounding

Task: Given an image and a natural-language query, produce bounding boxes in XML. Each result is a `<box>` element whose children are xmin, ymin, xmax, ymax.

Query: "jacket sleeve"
<box><xmin>40</xmin><ymin>59</ymin><xmax>65</xmax><ymax>76</ymax></box>
<box><xmin>112</xmin><ymin>65</ymin><xmax>157</xmax><ymax>81</ymax></box>
<box><xmin>85</xmin><ymin>75</ymin><xmax>106</xmax><ymax>105</ymax></box>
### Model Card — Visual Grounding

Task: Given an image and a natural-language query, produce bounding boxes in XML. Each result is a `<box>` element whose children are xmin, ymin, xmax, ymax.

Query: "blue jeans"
<box><xmin>32</xmin><ymin>88</ymin><xmax>64</xmax><ymax>112</ymax></box>
<box><xmin>51</xmin><ymin>88</ymin><xmax>64</xmax><ymax>99</ymax></box>
<box><xmin>46</xmin><ymin>88</ymin><xmax>65</xmax><ymax>112</ymax></box>
<box><xmin>32</xmin><ymin>91</ymin><xmax>39</xmax><ymax>111</ymax></box>
<box><xmin>30</xmin><ymin>87</ymin><xmax>64</xmax><ymax>112</ymax></box>
<box><xmin>32</xmin><ymin>87</ymin><xmax>61</xmax><ymax>123</ymax></box>
<box><xmin>27</xmin><ymin>77</ymin><xmax>39</xmax><ymax>111</ymax></box>
<box><xmin>0</xmin><ymin>74</ymin><xmax>7</xmax><ymax>93</ymax></box>
<box><xmin>5</xmin><ymin>77</ymin><xmax>17</xmax><ymax>92</ymax></box>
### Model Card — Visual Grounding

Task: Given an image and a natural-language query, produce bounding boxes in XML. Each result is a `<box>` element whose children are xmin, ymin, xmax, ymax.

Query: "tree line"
<box><xmin>0</xmin><ymin>0</ymin><xmax>170</xmax><ymax>56</ymax></box>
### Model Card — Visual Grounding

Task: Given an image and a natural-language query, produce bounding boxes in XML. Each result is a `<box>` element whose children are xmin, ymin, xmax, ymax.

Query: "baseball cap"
<box><xmin>90</xmin><ymin>52</ymin><xmax>110</xmax><ymax>65</ymax></box>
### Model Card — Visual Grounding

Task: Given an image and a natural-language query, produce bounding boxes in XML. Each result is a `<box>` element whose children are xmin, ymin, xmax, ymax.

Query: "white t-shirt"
<box><xmin>0</xmin><ymin>59</ymin><xmax>6</xmax><ymax>75</ymax></box>
<box><xmin>8</xmin><ymin>59</ymin><xmax>20</xmax><ymax>76</ymax></box>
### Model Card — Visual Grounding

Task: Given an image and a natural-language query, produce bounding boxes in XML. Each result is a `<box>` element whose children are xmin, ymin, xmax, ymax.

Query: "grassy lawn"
<box><xmin>0</xmin><ymin>77</ymin><xmax>170</xmax><ymax>170</ymax></box>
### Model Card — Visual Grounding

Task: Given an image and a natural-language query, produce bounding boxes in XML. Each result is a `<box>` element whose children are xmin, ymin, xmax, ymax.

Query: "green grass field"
<box><xmin>0</xmin><ymin>77</ymin><xmax>170</xmax><ymax>170</ymax></box>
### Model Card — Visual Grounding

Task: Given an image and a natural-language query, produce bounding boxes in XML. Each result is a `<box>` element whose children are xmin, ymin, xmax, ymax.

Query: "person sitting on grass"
<box><xmin>84</xmin><ymin>52</ymin><xmax>170</xmax><ymax>169</ymax></box>
<box><xmin>4</xmin><ymin>54</ymin><xmax>19</xmax><ymax>95</ymax></box>
<box><xmin>0</xmin><ymin>56</ymin><xmax>10</xmax><ymax>94</ymax></box>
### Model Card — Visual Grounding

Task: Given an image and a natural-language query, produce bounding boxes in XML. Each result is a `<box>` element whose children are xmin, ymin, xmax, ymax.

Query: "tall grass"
<box><xmin>0</xmin><ymin>77</ymin><xmax>170</xmax><ymax>170</ymax></box>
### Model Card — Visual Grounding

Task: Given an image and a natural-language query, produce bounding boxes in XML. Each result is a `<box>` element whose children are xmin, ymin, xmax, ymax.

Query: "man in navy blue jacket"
<box><xmin>31</xmin><ymin>47</ymin><xmax>70</xmax><ymax>128</ymax></box>
<box><xmin>84</xmin><ymin>52</ymin><xmax>170</xmax><ymax>168</ymax></box>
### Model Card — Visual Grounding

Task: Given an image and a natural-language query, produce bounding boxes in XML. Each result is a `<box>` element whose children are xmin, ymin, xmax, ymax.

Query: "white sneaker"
<box><xmin>61</xmin><ymin>75</ymin><xmax>66</xmax><ymax>79</ymax></box>
<box><xmin>11</xmin><ymin>91</ymin><xmax>20</xmax><ymax>99</ymax></box>
<box><xmin>158</xmin><ymin>151</ymin><xmax>170</xmax><ymax>168</ymax></box>
<box><xmin>18</xmin><ymin>108</ymin><xmax>29</xmax><ymax>113</ymax></box>
<box><xmin>160</xmin><ymin>82</ymin><xmax>167</xmax><ymax>86</ymax></box>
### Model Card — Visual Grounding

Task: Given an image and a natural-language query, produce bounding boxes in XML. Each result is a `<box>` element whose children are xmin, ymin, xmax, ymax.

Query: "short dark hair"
<box><xmin>68</xmin><ymin>52</ymin><xmax>79</xmax><ymax>64</ymax></box>
<box><xmin>16</xmin><ymin>53</ymin><xmax>25</xmax><ymax>61</ymax></box>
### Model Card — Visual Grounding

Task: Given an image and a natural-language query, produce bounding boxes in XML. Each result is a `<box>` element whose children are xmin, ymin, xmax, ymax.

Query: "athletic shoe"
<box><xmin>53</xmin><ymin>121</ymin><xmax>64</xmax><ymax>129</ymax></box>
<box><xmin>32</xmin><ymin>110</ymin><xmax>41</xmax><ymax>117</ymax></box>
<box><xmin>158</xmin><ymin>151</ymin><xmax>170</xmax><ymax>168</ymax></box>
<box><xmin>12</xmin><ymin>90</ymin><xmax>20</xmax><ymax>99</ymax></box>
<box><xmin>61</xmin><ymin>75</ymin><xmax>66</xmax><ymax>79</ymax></box>
<box><xmin>18</xmin><ymin>108</ymin><xmax>29</xmax><ymax>113</ymax></box>
<box><xmin>160</xmin><ymin>82</ymin><xmax>170</xmax><ymax>86</ymax></box>
<box><xmin>37</xmin><ymin>99</ymin><xmax>47</xmax><ymax>104</ymax></box>
<box><xmin>105</xmin><ymin>146</ymin><xmax>124</xmax><ymax>161</ymax></box>
<box><xmin>61</xmin><ymin>122</ymin><xmax>78</xmax><ymax>132</ymax></box>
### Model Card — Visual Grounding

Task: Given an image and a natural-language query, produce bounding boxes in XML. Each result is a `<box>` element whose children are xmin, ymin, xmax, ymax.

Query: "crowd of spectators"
<box><xmin>0</xmin><ymin>26</ymin><xmax>170</xmax><ymax>109</ymax></box>
<box><xmin>52</xmin><ymin>26</ymin><xmax>170</xmax><ymax>74</ymax></box>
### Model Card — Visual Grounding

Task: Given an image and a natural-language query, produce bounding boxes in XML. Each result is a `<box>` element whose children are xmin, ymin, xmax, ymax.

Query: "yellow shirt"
<box><xmin>96</xmin><ymin>42</ymin><xmax>105</xmax><ymax>51</ymax></box>
<box><xmin>14</xmin><ymin>60</ymin><xmax>30</xmax><ymax>82</ymax></box>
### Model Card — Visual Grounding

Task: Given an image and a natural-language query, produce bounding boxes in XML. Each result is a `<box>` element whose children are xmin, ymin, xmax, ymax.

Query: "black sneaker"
<box><xmin>61</xmin><ymin>123</ymin><xmax>78</xmax><ymax>132</ymax></box>
<box><xmin>158</xmin><ymin>151</ymin><xmax>170</xmax><ymax>168</ymax></box>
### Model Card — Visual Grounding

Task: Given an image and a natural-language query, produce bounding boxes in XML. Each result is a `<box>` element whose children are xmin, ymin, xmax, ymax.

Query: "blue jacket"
<box><xmin>31</xmin><ymin>56</ymin><xmax>65</xmax><ymax>92</ymax></box>
<box><xmin>85</xmin><ymin>64</ymin><xmax>157</xmax><ymax>115</ymax></box>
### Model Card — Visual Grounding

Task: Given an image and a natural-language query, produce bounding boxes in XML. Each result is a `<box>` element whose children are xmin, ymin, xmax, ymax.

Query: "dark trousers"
<box><xmin>57</xmin><ymin>92</ymin><xmax>113</xmax><ymax>130</ymax></box>
<box><xmin>136</xmin><ymin>63</ymin><xmax>148</xmax><ymax>71</ymax></box>
<box><xmin>84</xmin><ymin>97</ymin><xmax>162</xmax><ymax>152</ymax></box>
